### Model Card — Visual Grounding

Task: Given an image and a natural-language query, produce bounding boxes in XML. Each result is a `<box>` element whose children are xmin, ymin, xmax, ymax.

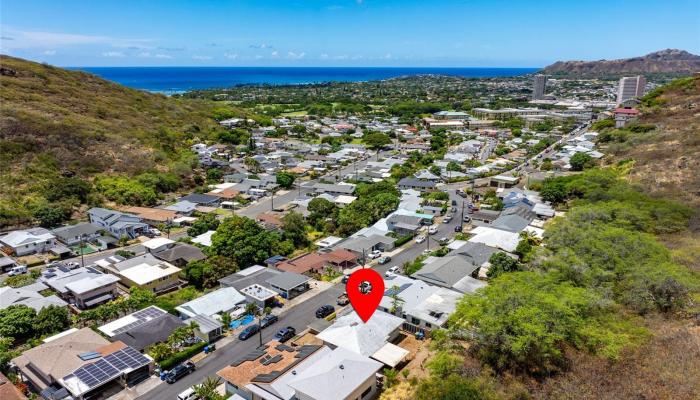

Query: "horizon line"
<box><xmin>65</xmin><ymin>65</ymin><xmax>544</xmax><ymax>69</ymax></box>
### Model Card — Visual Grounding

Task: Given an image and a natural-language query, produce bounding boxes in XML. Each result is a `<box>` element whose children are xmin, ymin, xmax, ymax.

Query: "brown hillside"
<box><xmin>600</xmin><ymin>76</ymin><xmax>700</xmax><ymax>213</ymax></box>
<box><xmin>0</xmin><ymin>55</ymin><xmax>223</xmax><ymax>177</ymax></box>
<box><xmin>542</xmin><ymin>49</ymin><xmax>700</xmax><ymax>77</ymax></box>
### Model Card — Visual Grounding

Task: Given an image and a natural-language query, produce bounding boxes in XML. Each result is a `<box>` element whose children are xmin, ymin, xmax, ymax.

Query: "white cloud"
<box><xmin>254</xmin><ymin>54</ymin><xmax>263</xmax><ymax>60</ymax></box>
<box><xmin>42</xmin><ymin>50</ymin><xmax>56</xmax><ymax>56</ymax></box>
<box><xmin>320</xmin><ymin>53</ymin><xmax>329</xmax><ymax>59</ymax></box>
<box><xmin>224</xmin><ymin>53</ymin><xmax>238</xmax><ymax>59</ymax></box>
<box><xmin>383</xmin><ymin>53</ymin><xmax>392</xmax><ymax>59</ymax></box>
<box><xmin>271</xmin><ymin>50</ymin><xmax>279</xmax><ymax>58</ymax></box>
<box><xmin>102</xmin><ymin>51</ymin><xmax>125</xmax><ymax>58</ymax></box>
<box><xmin>192</xmin><ymin>55</ymin><xmax>213</xmax><ymax>60</ymax></box>
<box><xmin>1</xmin><ymin>27</ymin><xmax>151</xmax><ymax>49</ymax></box>
<box><xmin>138</xmin><ymin>52</ymin><xmax>173</xmax><ymax>59</ymax></box>
<box><xmin>249</xmin><ymin>43</ymin><xmax>273</xmax><ymax>49</ymax></box>
<box><xmin>287</xmin><ymin>51</ymin><xmax>306</xmax><ymax>60</ymax></box>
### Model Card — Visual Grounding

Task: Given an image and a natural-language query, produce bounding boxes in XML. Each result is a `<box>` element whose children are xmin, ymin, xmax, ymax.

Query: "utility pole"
<box><xmin>79</xmin><ymin>234</ymin><xmax>86</xmax><ymax>268</ymax></box>
<box><xmin>461</xmin><ymin>200</ymin><xmax>465</xmax><ymax>227</ymax></box>
<box><xmin>362</xmin><ymin>248</ymin><xmax>366</xmax><ymax>269</ymax></box>
<box><xmin>270</xmin><ymin>189</ymin><xmax>274</xmax><ymax>211</ymax></box>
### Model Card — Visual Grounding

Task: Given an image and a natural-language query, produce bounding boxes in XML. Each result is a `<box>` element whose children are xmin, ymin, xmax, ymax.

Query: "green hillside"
<box><xmin>0</xmin><ymin>55</ymin><xmax>235</xmax><ymax>228</ymax></box>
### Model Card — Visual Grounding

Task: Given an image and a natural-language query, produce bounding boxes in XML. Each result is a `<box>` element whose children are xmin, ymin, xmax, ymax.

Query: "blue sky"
<box><xmin>1</xmin><ymin>0</ymin><xmax>699</xmax><ymax>67</ymax></box>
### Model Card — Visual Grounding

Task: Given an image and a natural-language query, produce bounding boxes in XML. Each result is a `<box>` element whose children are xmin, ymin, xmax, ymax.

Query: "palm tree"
<box><xmin>193</xmin><ymin>376</ymin><xmax>224</xmax><ymax>400</ymax></box>
<box><xmin>244</xmin><ymin>303</ymin><xmax>264</xmax><ymax>346</ymax></box>
<box><xmin>388</xmin><ymin>285</ymin><xmax>405</xmax><ymax>314</ymax></box>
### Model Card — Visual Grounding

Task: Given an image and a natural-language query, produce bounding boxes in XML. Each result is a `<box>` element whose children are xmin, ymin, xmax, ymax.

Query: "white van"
<box><xmin>8</xmin><ymin>265</ymin><xmax>27</xmax><ymax>276</ymax></box>
<box><xmin>176</xmin><ymin>387</ymin><xmax>198</xmax><ymax>400</ymax></box>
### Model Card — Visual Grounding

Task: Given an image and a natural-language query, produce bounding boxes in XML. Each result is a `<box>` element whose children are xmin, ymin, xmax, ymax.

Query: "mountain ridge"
<box><xmin>541</xmin><ymin>49</ymin><xmax>700</xmax><ymax>76</ymax></box>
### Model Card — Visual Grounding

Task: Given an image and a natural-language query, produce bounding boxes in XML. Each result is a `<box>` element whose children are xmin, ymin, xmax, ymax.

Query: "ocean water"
<box><xmin>69</xmin><ymin>66</ymin><xmax>539</xmax><ymax>93</ymax></box>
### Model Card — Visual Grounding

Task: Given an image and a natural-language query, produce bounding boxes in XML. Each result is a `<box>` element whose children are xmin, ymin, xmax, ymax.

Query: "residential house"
<box><xmin>88</xmin><ymin>208</ymin><xmax>149</xmax><ymax>240</ymax></box>
<box><xmin>397</xmin><ymin>178</ymin><xmax>436</xmax><ymax>192</ymax></box>
<box><xmin>112</xmin><ymin>313</ymin><xmax>185</xmax><ymax>352</ymax></box>
<box><xmin>152</xmin><ymin>243</ymin><xmax>206</xmax><ymax>268</ymax></box>
<box><xmin>178</xmin><ymin>193</ymin><xmax>221</xmax><ymax>207</ymax></box>
<box><xmin>175</xmin><ymin>287</ymin><xmax>247</xmax><ymax>319</ymax></box>
<box><xmin>0</xmin><ymin>285</ymin><xmax>67</xmax><ymax>312</ymax></box>
<box><xmin>218</xmin><ymin>341</ymin><xmax>382</xmax><ymax>400</ymax></box>
<box><xmin>0</xmin><ymin>372</ymin><xmax>27</xmax><ymax>400</ymax></box>
<box><xmin>41</xmin><ymin>265</ymin><xmax>120</xmax><ymax>309</ymax></box>
<box><xmin>121</xmin><ymin>207</ymin><xmax>177</xmax><ymax>227</ymax></box>
<box><xmin>381</xmin><ymin>274</ymin><xmax>462</xmax><ymax>330</ymax></box>
<box><xmin>0</xmin><ymin>228</ymin><xmax>57</xmax><ymax>256</ymax></box>
<box><xmin>12</xmin><ymin>328</ymin><xmax>152</xmax><ymax>399</ymax></box>
<box><xmin>108</xmin><ymin>254</ymin><xmax>181</xmax><ymax>294</ymax></box>
<box><xmin>317</xmin><ymin>310</ymin><xmax>407</xmax><ymax>367</ymax></box>
<box><xmin>52</xmin><ymin>223</ymin><xmax>102</xmax><ymax>247</ymax></box>
<box><xmin>410</xmin><ymin>253</ymin><xmax>488</xmax><ymax>294</ymax></box>
<box><xmin>312</xmin><ymin>183</ymin><xmax>356</xmax><ymax>196</ymax></box>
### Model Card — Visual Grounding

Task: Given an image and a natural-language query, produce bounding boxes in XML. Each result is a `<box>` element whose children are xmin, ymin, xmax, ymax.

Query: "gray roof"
<box><xmin>398</xmin><ymin>178</ymin><xmax>436</xmax><ymax>188</ymax></box>
<box><xmin>339</xmin><ymin>234</ymin><xmax>393</xmax><ymax>253</ymax></box>
<box><xmin>490</xmin><ymin>214</ymin><xmax>531</xmax><ymax>233</ymax></box>
<box><xmin>52</xmin><ymin>222</ymin><xmax>102</xmax><ymax>242</ymax></box>
<box><xmin>0</xmin><ymin>286</ymin><xmax>67</xmax><ymax>312</ymax></box>
<box><xmin>265</xmin><ymin>272</ymin><xmax>310</xmax><ymax>291</ymax></box>
<box><xmin>178</xmin><ymin>193</ymin><xmax>220</xmax><ymax>205</ymax></box>
<box><xmin>502</xmin><ymin>204</ymin><xmax>537</xmax><ymax>221</ymax></box>
<box><xmin>448</xmin><ymin>241</ymin><xmax>500</xmax><ymax>266</ymax></box>
<box><xmin>411</xmin><ymin>254</ymin><xmax>480</xmax><ymax>288</ymax></box>
<box><xmin>153</xmin><ymin>244</ymin><xmax>206</xmax><ymax>263</ymax></box>
<box><xmin>112</xmin><ymin>314</ymin><xmax>185</xmax><ymax>351</ymax></box>
<box><xmin>313</xmin><ymin>183</ymin><xmax>356</xmax><ymax>194</ymax></box>
<box><xmin>219</xmin><ymin>265</ymin><xmax>282</xmax><ymax>291</ymax></box>
<box><xmin>188</xmin><ymin>313</ymin><xmax>222</xmax><ymax>334</ymax></box>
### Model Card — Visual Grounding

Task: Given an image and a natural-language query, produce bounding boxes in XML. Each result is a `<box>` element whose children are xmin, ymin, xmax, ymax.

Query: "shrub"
<box><xmin>159</xmin><ymin>342</ymin><xmax>206</xmax><ymax>370</ymax></box>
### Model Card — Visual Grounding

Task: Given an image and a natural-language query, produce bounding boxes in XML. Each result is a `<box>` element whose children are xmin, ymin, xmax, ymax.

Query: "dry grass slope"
<box><xmin>0</xmin><ymin>55</ymin><xmax>222</xmax><ymax>177</ymax></box>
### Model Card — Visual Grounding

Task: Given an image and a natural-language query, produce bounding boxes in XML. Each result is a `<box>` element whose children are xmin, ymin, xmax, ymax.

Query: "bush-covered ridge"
<box><xmin>0</xmin><ymin>55</ymin><xmax>237</xmax><ymax>227</ymax></box>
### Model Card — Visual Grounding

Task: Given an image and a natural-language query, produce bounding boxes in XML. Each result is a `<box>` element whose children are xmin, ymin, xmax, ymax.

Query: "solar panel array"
<box><xmin>383</xmin><ymin>283</ymin><xmax>411</xmax><ymax>297</ymax></box>
<box><xmin>111</xmin><ymin>306</ymin><xmax>166</xmax><ymax>336</ymax></box>
<box><xmin>64</xmin><ymin>346</ymin><xmax>151</xmax><ymax>391</ymax></box>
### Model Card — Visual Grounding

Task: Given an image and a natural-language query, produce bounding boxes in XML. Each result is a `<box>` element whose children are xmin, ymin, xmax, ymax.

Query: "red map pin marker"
<box><xmin>346</xmin><ymin>268</ymin><xmax>385</xmax><ymax>323</ymax></box>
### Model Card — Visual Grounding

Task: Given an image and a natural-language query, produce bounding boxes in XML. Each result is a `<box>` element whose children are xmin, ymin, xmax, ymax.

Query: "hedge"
<box><xmin>159</xmin><ymin>342</ymin><xmax>206</xmax><ymax>370</ymax></box>
<box><xmin>394</xmin><ymin>234</ymin><xmax>414</xmax><ymax>247</ymax></box>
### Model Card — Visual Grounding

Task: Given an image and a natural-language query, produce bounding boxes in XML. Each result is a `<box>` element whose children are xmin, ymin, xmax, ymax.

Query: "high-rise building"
<box><xmin>616</xmin><ymin>75</ymin><xmax>646</xmax><ymax>104</ymax></box>
<box><xmin>532</xmin><ymin>74</ymin><xmax>547</xmax><ymax>100</ymax></box>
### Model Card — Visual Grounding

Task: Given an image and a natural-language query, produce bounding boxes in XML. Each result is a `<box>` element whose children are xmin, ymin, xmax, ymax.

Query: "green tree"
<box><xmin>388</xmin><ymin>285</ymin><xmax>405</xmax><ymax>314</ymax></box>
<box><xmin>0</xmin><ymin>305</ymin><xmax>37</xmax><ymax>339</ymax></box>
<box><xmin>0</xmin><ymin>337</ymin><xmax>19</xmax><ymax>374</ymax></box>
<box><xmin>149</xmin><ymin>342</ymin><xmax>174</xmax><ymax>362</ymax></box>
<box><xmin>35</xmin><ymin>305</ymin><xmax>71</xmax><ymax>336</ymax></box>
<box><xmin>206</xmin><ymin>168</ymin><xmax>222</xmax><ymax>182</ymax></box>
<box><xmin>281</xmin><ymin>211</ymin><xmax>309</xmax><ymax>248</ymax></box>
<box><xmin>188</xmin><ymin>213</ymin><xmax>220</xmax><ymax>237</ymax></box>
<box><xmin>193</xmin><ymin>376</ymin><xmax>225</xmax><ymax>400</ymax></box>
<box><xmin>34</xmin><ymin>203</ymin><xmax>71</xmax><ymax>227</ymax></box>
<box><xmin>363</xmin><ymin>132</ymin><xmax>392</xmax><ymax>151</ymax></box>
<box><xmin>486</xmin><ymin>252</ymin><xmax>520</xmax><ymax>279</ymax></box>
<box><xmin>44</xmin><ymin>177</ymin><xmax>92</xmax><ymax>203</ymax></box>
<box><xmin>276</xmin><ymin>172</ymin><xmax>296</xmax><ymax>189</ymax></box>
<box><xmin>570</xmin><ymin>152</ymin><xmax>593</xmax><ymax>171</ymax></box>
<box><xmin>210</xmin><ymin>215</ymin><xmax>281</xmax><ymax>268</ymax></box>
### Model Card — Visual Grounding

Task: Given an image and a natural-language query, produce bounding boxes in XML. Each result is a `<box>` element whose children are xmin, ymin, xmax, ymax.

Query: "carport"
<box><xmin>265</xmin><ymin>272</ymin><xmax>311</xmax><ymax>300</ymax></box>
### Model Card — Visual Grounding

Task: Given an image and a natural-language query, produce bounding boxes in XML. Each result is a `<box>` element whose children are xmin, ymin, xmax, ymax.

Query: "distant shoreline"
<box><xmin>67</xmin><ymin>66</ymin><xmax>540</xmax><ymax>94</ymax></box>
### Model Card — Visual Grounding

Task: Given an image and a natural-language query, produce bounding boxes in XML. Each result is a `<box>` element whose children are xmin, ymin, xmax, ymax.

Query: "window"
<box><xmin>411</xmin><ymin>317</ymin><xmax>420</xmax><ymax>325</ymax></box>
<box><xmin>361</xmin><ymin>385</ymin><xmax>372</xmax><ymax>399</ymax></box>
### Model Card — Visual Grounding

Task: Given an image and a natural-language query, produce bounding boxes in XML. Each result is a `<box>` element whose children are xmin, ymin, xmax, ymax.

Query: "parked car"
<box><xmin>177</xmin><ymin>385</ymin><xmax>200</xmax><ymax>400</ymax></box>
<box><xmin>451</xmin><ymin>200</ymin><xmax>457</xmax><ymax>206</ymax></box>
<box><xmin>315</xmin><ymin>305</ymin><xmax>335</xmax><ymax>318</ymax></box>
<box><xmin>438</xmin><ymin>237</ymin><xmax>450</xmax><ymax>245</ymax></box>
<box><xmin>443</xmin><ymin>215</ymin><xmax>452</xmax><ymax>223</ymax></box>
<box><xmin>457</xmin><ymin>190</ymin><xmax>468</xmax><ymax>198</ymax></box>
<box><xmin>238</xmin><ymin>324</ymin><xmax>260</xmax><ymax>341</ymax></box>
<box><xmin>341</xmin><ymin>275</ymin><xmax>350</xmax><ymax>284</ymax></box>
<box><xmin>260</xmin><ymin>314</ymin><xmax>278</xmax><ymax>329</ymax></box>
<box><xmin>165</xmin><ymin>362</ymin><xmax>195</xmax><ymax>384</ymax></box>
<box><xmin>377</xmin><ymin>256</ymin><xmax>391</xmax><ymax>265</ymax></box>
<box><xmin>274</xmin><ymin>326</ymin><xmax>297</xmax><ymax>343</ymax></box>
<box><xmin>428</xmin><ymin>226</ymin><xmax>438</xmax><ymax>235</ymax></box>
<box><xmin>369</xmin><ymin>250</ymin><xmax>382</xmax><ymax>259</ymax></box>
<box><xmin>415</xmin><ymin>235</ymin><xmax>426</xmax><ymax>244</ymax></box>
<box><xmin>385</xmin><ymin>266</ymin><xmax>401</xmax><ymax>276</ymax></box>
<box><xmin>7</xmin><ymin>265</ymin><xmax>27</xmax><ymax>276</ymax></box>
<box><xmin>455</xmin><ymin>225</ymin><xmax>463</xmax><ymax>233</ymax></box>
<box><xmin>337</xmin><ymin>293</ymin><xmax>349</xmax><ymax>306</ymax></box>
